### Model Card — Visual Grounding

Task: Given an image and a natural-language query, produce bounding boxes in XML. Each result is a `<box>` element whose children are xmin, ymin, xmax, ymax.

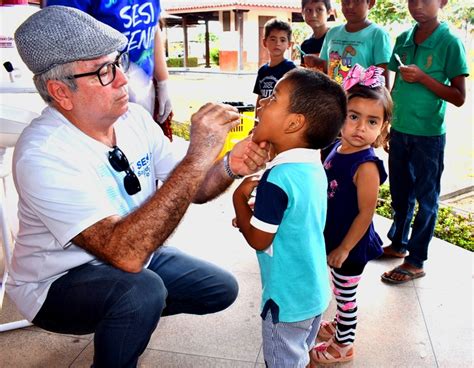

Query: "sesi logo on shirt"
<box><xmin>135</xmin><ymin>152</ymin><xmax>151</xmax><ymax>177</ymax></box>
<box><xmin>120</xmin><ymin>3</ymin><xmax>156</xmax><ymax>51</ymax></box>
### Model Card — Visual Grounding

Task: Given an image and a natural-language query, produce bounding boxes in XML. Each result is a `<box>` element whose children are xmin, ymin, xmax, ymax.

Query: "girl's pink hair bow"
<box><xmin>342</xmin><ymin>64</ymin><xmax>385</xmax><ymax>91</ymax></box>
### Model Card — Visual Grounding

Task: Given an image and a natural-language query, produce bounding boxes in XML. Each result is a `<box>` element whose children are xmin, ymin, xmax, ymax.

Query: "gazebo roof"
<box><xmin>161</xmin><ymin>0</ymin><xmax>301</xmax><ymax>12</ymax></box>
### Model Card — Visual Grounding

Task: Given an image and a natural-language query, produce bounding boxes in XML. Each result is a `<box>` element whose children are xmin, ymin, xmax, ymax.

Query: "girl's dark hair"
<box><xmin>302</xmin><ymin>0</ymin><xmax>332</xmax><ymax>11</ymax></box>
<box><xmin>347</xmin><ymin>84</ymin><xmax>393</xmax><ymax>149</ymax></box>
<box><xmin>284</xmin><ymin>68</ymin><xmax>347</xmax><ymax>149</ymax></box>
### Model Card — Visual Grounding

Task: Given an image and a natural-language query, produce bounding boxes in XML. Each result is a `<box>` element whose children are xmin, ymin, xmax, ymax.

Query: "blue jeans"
<box><xmin>32</xmin><ymin>246</ymin><xmax>239</xmax><ymax>368</ymax></box>
<box><xmin>387</xmin><ymin>129</ymin><xmax>445</xmax><ymax>269</ymax></box>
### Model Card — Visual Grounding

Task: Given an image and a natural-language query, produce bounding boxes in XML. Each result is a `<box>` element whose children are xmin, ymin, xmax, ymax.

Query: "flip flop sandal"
<box><xmin>311</xmin><ymin>337</ymin><xmax>354</xmax><ymax>365</ymax></box>
<box><xmin>317</xmin><ymin>320</ymin><xmax>336</xmax><ymax>341</ymax></box>
<box><xmin>381</xmin><ymin>266</ymin><xmax>426</xmax><ymax>284</ymax></box>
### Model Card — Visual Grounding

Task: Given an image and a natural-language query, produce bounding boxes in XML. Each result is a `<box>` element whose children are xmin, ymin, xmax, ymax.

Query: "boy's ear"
<box><xmin>263</xmin><ymin>38</ymin><xmax>268</xmax><ymax>48</ymax></box>
<box><xmin>287</xmin><ymin>41</ymin><xmax>294</xmax><ymax>50</ymax></box>
<box><xmin>284</xmin><ymin>114</ymin><xmax>305</xmax><ymax>133</ymax></box>
<box><xmin>368</xmin><ymin>0</ymin><xmax>376</xmax><ymax>9</ymax></box>
<box><xmin>440</xmin><ymin>0</ymin><xmax>448</xmax><ymax>8</ymax></box>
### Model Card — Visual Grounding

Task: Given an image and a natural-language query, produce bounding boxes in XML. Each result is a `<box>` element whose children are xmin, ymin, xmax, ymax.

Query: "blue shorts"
<box><xmin>262</xmin><ymin>309</ymin><xmax>322</xmax><ymax>368</ymax></box>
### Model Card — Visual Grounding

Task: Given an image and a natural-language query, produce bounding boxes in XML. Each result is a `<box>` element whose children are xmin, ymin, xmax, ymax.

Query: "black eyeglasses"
<box><xmin>68</xmin><ymin>51</ymin><xmax>130</xmax><ymax>86</ymax></box>
<box><xmin>108</xmin><ymin>146</ymin><xmax>141</xmax><ymax>195</ymax></box>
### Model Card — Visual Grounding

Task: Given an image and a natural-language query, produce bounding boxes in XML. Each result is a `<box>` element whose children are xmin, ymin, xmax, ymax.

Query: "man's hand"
<box><xmin>187</xmin><ymin>103</ymin><xmax>240</xmax><ymax>164</ymax></box>
<box><xmin>155</xmin><ymin>80</ymin><xmax>173</xmax><ymax>124</ymax></box>
<box><xmin>229</xmin><ymin>137</ymin><xmax>270</xmax><ymax>176</ymax></box>
<box><xmin>398</xmin><ymin>65</ymin><xmax>425</xmax><ymax>84</ymax></box>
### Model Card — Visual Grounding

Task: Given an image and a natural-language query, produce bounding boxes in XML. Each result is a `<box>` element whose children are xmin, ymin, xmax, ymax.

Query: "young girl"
<box><xmin>310</xmin><ymin>64</ymin><xmax>392</xmax><ymax>365</ymax></box>
<box><xmin>299</xmin><ymin>0</ymin><xmax>332</xmax><ymax>68</ymax></box>
<box><xmin>303</xmin><ymin>0</ymin><xmax>391</xmax><ymax>87</ymax></box>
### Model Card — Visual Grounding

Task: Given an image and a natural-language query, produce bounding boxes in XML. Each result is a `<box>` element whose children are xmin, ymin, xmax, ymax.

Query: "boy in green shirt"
<box><xmin>381</xmin><ymin>0</ymin><xmax>469</xmax><ymax>284</ymax></box>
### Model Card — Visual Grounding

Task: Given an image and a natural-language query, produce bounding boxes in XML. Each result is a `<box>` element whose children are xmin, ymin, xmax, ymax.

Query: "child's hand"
<box><xmin>303</xmin><ymin>54</ymin><xmax>320</xmax><ymax>68</ymax></box>
<box><xmin>398</xmin><ymin>65</ymin><xmax>425</xmax><ymax>83</ymax></box>
<box><xmin>234</xmin><ymin>176</ymin><xmax>259</xmax><ymax>201</ymax></box>
<box><xmin>327</xmin><ymin>247</ymin><xmax>350</xmax><ymax>269</ymax></box>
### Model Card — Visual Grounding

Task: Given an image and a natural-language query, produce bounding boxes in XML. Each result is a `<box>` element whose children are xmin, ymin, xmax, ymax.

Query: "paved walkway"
<box><xmin>0</xmin><ymin>140</ymin><xmax>472</xmax><ymax>366</ymax></box>
<box><xmin>0</xmin><ymin>72</ymin><xmax>472</xmax><ymax>367</ymax></box>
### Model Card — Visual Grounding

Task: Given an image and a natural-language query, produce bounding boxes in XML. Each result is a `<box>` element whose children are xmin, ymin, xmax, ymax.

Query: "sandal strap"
<box><xmin>312</xmin><ymin>338</ymin><xmax>354</xmax><ymax>363</ymax></box>
<box><xmin>392</xmin><ymin>266</ymin><xmax>416</xmax><ymax>277</ymax></box>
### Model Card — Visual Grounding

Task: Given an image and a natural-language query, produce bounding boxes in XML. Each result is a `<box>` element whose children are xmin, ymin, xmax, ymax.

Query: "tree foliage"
<box><xmin>366</xmin><ymin>0</ymin><xmax>474</xmax><ymax>32</ymax></box>
<box><xmin>368</xmin><ymin>0</ymin><xmax>409</xmax><ymax>26</ymax></box>
<box><xmin>196</xmin><ymin>32</ymin><xmax>219</xmax><ymax>43</ymax></box>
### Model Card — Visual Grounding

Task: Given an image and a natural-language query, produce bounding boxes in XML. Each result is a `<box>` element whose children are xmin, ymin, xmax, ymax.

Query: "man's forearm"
<box><xmin>74</xmin><ymin>155</ymin><xmax>215</xmax><ymax>272</ymax></box>
<box><xmin>194</xmin><ymin>158</ymin><xmax>234</xmax><ymax>204</ymax></box>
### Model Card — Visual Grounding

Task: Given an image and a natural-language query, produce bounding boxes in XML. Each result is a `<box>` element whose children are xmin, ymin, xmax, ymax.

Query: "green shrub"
<box><xmin>210</xmin><ymin>48</ymin><xmax>220</xmax><ymax>65</ymax></box>
<box><xmin>434</xmin><ymin>207</ymin><xmax>474</xmax><ymax>251</ymax></box>
<box><xmin>376</xmin><ymin>184</ymin><xmax>474</xmax><ymax>251</ymax></box>
<box><xmin>166</xmin><ymin>57</ymin><xmax>198</xmax><ymax>67</ymax></box>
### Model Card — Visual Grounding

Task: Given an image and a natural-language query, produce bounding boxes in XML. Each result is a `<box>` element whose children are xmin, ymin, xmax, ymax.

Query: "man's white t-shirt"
<box><xmin>7</xmin><ymin>103</ymin><xmax>182</xmax><ymax>321</ymax></box>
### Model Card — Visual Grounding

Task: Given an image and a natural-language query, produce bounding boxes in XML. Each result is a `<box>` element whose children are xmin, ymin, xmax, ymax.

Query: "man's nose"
<box><xmin>114</xmin><ymin>67</ymin><xmax>128</xmax><ymax>87</ymax></box>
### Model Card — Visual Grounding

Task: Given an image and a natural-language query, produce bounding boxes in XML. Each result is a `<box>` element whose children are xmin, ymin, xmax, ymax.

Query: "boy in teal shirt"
<box><xmin>234</xmin><ymin>69</ymin><xmax>346</xmax><ymax>367</ymax></box>
<box><xmin>381</xmin><ymin>0</ymin><xmax>468</xmax><ymax>284</ymax></box>
<box><xmin>303</xmin><ymin>0</ymin><xmax>392</xmax><ymax>86</ymax></box>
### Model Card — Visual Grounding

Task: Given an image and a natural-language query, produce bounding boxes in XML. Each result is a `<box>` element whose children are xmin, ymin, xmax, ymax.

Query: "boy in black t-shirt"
<box><xmin>253</xmin><ymin>18</ymin><xmax>296</xmax><ymax>110</ymax></box>
<box><xmin>300</xmin><ymin>0</ymin><xmax>332</xmax><ymax>68</ymax></box>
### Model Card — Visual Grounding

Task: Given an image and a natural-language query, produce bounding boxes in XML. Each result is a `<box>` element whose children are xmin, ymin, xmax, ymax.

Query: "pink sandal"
<box><xmin>311</xmin><ymin>338</ymin><xmax>354</xmax><ymax>365</ymax></box>
<box><xmin>317</xmin><ymin>320</ymin><xmax>336</xmax><ymax>341</ymax></box>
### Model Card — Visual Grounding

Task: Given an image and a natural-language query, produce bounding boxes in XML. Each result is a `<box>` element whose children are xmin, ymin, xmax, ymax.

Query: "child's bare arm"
<box><xmin>327</xmin><ymin>162</ymin><xmax>380</xmax><ymax>268</ymax></box>
<box><xmin>303</xmin><ymin>55</ymin><xmax>327</xmax><ymax>73</ymax></box>
<box><xmin>398</xmin><ymin>65</ymin><xmax>466</xmax><ymax>107</ymax></box>
<box><xmin>232</xmin><ymin>178</ymin><xmax>274</xmax><ymax>251</ymax></box>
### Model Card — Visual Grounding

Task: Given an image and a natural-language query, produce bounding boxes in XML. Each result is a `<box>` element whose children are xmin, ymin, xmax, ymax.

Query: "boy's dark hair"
<box><xmin>264</xmin><ymin>18</ymin><xmax>292</xmax><ymax>42</ymax></box>
<box><xmin>302</xmin><ymin>0</ymin><xmax>332</xmax><ymax>11</ymax></box>
<box><xmin>347</xmin><ymin>84</ymin><xmax>393</xmax><ymax>149</ymax></box>
<box><xmin>285</xmin><ymin>68</ymin><xmax>347</xmax><ymax>149</ymax></box>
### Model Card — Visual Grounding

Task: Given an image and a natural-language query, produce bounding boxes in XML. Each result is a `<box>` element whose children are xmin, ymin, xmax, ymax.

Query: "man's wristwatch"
<box><xmin>223</xmin><ymin>151</ymin><xmax>243</xmax><ymax>180</ymax></box>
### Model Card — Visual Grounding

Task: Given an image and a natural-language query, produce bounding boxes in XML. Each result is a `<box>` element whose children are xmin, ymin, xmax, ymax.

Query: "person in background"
<box><xmin>253</xmin><ymin>18</ymin><xmax>296</xmax><ymax>113</ymax></box>
<box><xmin>311</xmin><ymin>64</ymin><xmax>390</xmax><ymax>365</ymax></box>
<box><xmin>46</xmin><ymin>0</ymin><xmax>174</xmax><ymax>140</ymax></box>
<box><xmin>9</xmin><ymin>6</ymin><xmax>269</xmax><ymax>367</ymax></box>
<box><xmin>303</xmin><ymin>0</ymin><xmax>391</xmax><ymax>88</ymax></box>
<box><xmin>381</xmin><ymin>0</ymin><xmax>468</xmax><ymax>284</ymax></box>
<box><xmin>299</xmin><ymin>0</ymin><xmax>332</xmax><ymax>70</ymax></box>
<box><xmin>234</xmin><ymin>68</ymin><xmax>347</xmax><ymax>367</ymax></box>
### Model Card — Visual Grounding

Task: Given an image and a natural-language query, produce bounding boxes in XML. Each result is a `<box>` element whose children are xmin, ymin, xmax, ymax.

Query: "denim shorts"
<box><xmin>262</xmin><ymin>309</ymin><xmax>322</xmax><ymax>368</ymax></box>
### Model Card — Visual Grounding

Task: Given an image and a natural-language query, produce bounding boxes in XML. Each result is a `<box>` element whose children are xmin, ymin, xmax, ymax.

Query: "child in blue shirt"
<box><xmin>311</xmin><ymin>64</ymin><xmax>391</xmax><ymax>364</ymax></box>
<box><xmin>234</xmin><ymin>69</ymin><xmax>347</xmax><ymax>367</ymax></box>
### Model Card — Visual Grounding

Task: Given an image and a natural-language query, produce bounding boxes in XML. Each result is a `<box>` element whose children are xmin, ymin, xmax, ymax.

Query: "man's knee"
<box><xmin>211</xmin><ymin>272</ymin><xmax>239</xmax><ymax>312</ymax></box>
<box><xmin>111</xmin><ymin>270</ymin><xmax>167</xmax><ymax>324</ymax></box>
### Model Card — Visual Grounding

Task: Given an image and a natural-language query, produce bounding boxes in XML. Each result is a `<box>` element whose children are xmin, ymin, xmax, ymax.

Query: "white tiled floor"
<box><xmin>1</xmin><ymin>182</ymin><xmax>472</xmax><ymax>367</ymax></box>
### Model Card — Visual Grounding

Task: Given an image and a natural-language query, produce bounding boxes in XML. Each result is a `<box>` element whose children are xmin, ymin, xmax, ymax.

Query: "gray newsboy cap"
<box><xmin>14</xmin><ymin>6</ymin><xmax>127</xmax><ymax>75</ymax></box>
